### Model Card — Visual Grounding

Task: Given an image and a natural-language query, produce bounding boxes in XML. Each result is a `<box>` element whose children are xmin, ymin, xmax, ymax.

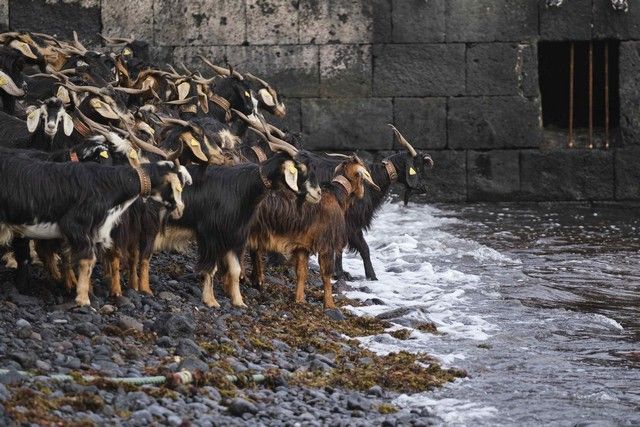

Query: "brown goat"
<box><xmin>247</xmin><ymin>156</ymin><xmax>379</xmax><ymax>308</ymax></box>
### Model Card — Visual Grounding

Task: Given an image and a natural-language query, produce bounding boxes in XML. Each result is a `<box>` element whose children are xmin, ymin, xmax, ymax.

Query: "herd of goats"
<box><xmin>0</xmin><ymin>31</ymin><xmax>434</xmax><ymax>312</ymax></box>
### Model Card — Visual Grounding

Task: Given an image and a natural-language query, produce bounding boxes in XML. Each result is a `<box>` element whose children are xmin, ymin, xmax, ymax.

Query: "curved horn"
<box><xmin>72</xmin><ymin>31</ymin><xmax>88</xmax><ymax>55</ymax></box>
<box><xmin>164</xmin><ymin>96</ymin><xmax>198</xmax><ymax>106</ymax></box>
<box><xmin>99</xmin><ymin>33</ymin><xmax>134</xmax><ymax>46</ymax></box>
<box><xmin>231</xmin><ymin>108</ymin><xmax>262</xmax><ymax>129</ymax></box>
<box><xmin>125</xmin><ymin>123</ymin><xmax>168</xmax><ymax>158</ymax></box>
<box><xmin>75</xmin><ymin>109</ymin><xmax>110</xmax><ymax>134</ymax></box>
<box><xmin>166</xmin><ymin>142</ymin><xmax>183</xmax><ymax>161</ymax></box>
<box><xmin>267</xmin><ymin>123</ymin><xmax>285</xmax><ymax>138</ymax></box>
<box><xmin>113</xmin><ymin>86</ymin><xmax>150</xmax><ymax>95</ymax></box>
<box><xmin>159</xmin><ymin>116</ymin><xmax>191</xmax><ymax>127</ymax></box>
<box><xmin>245</xmin><ymin>72</ymin><xmax>273</xmax><ymax>91</ymax></box>
<box><xmin>0</xmin><ymin>70</ymin><xmax>25</xmax><ymax>97</ymax></box>
<box><xmin>324</xmin><ymin>153</ymin><xmax>351</xmax><ymax>159</ymax></box>
<box><xmin>388</xmin><ymin>124</ymin><xmax>417</xmax><ymax>157</ymax></box>
<box><xmin>198</xmin><ymin>55</ymin><xmax>243</xmax><ymax>80</ymax></box>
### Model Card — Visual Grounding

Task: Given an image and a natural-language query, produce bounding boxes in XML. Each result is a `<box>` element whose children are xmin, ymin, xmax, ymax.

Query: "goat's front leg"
<box><xmin>350</xmin><ymin>229</ymin><xmax>377</xmax><ymax>281</ymax></box>
<box><xmin>75</xmin><ymin>254</ymin><xmax>96</xmax><ymax>307</ymax></box>
<box><xmin>224</xmin><ymin>251</ymin><xmax>246</xmax><ymax>307</ymax></box>
<box><xmin>201</xmin><ymin>265</ymin><xmax>220</xmax><ymax>308</ymax></box>
<box><xmin>249</xmin><ymin>248</ymin><xmax>266</xmax><ymax>288</ymax></box>
<box><xmin>319</xmin><ymin>252</ymin><xmax>336</xmax><ymax>309</ymax></box>
<box><xmin>294</xmin><ymin>249</ymin><xmax>309</xmax><ymax>304</ymax></box>
<box><xmin>35</xmin><ymin>240</ymin><xmax>62</xmax><ymax>282</ymax></box>
<box><xmin>106</xmin><ymin>251</ymin><xmax>122</xmax><ymax>297</ymax></box>
<box><xmin>62</xmin><ymin>251</ymin><xmax>77</xmax><ymax>293</ymax></box>
<box><xmin>12</xmin><ymin>238</ymin><xmax>31</xmax><ymax>292</ymax></box>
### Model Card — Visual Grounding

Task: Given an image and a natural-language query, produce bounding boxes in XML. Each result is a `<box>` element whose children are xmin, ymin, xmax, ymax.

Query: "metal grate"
<box><xmin>539</xmin><ymin>41</ymin><xmax>619</xmax><ymax>149</ymax></box>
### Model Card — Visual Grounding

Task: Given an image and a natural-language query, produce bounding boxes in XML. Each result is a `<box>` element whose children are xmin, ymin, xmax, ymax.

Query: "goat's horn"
<box><xmin>113</xmin><ymin>86</ymin><xmax>150</xmax><ymax>95</ymax></box>
<box><xmin>267</xmin><ymin>123</ymin><xmax>285</xmax><ymax>138</ymax></box>
<box><xmin>0</xmin><ymin>70</ymin><xmax>25</xmax><ymax>97</ymax></box>
<box><xmin>164</xmin><ymin>96</ymin><xmax>197</xmax><ymax>106</ymax></box>
<box><xmin>325</xmin><ymin>153</ymin><xmax>350</xmax><ymax>159</ymax></box>
<box><xmin>230</xmin><ymin>108</ymin><xmax>262</xmax><ymax>129</ymax></box>
<box><xmin>159</xmin><ymin>116</ymin><xmax>191</xmax><ymax>127</ymax></box>
<box><xmin>72</xmin><ymin>31</ymin><xmax>87</xmax><ymax>54</ymax></box>
<box><xmin>125</xmin><ymin>123</ymin><xmax>168</xmax><ymax>158</ymax></box>
<box><xmin>388</xmin><ymin>124</ymin><xmax>417</xmax><ymax>157</ymax></box>
<box><xmin>245</xmin><ymin>73</ymin><xmax>272</xmax><ymax>91</ymax></box>
<box><xmin>76</xmin><ymin>109</ymin><xmax>110</xmax><ymax>134</ymax></box>
<box><xmin>198</xmin><ymin>55</ymin><xmax>243</xmax><ymax>80</ymax></box>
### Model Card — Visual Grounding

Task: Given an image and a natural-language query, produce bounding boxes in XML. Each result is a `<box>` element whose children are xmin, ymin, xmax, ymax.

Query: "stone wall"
<box><xmin>4</xmin><ymin>0</ymin><xmax>640</xmax><ymax>202</ymax></box>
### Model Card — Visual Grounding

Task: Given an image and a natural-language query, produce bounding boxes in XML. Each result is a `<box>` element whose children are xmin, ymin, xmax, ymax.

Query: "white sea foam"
<box><xmin>339</xmin><ymin>202</ymin><xmax>509</xmax><ymax>422</ymax></box>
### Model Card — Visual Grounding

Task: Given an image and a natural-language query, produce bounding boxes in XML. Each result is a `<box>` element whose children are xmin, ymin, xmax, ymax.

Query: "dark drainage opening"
<box><xmin>538</xmin><ymin>40</ymin><xmax>619</xmax><ymax>148</ymax></box>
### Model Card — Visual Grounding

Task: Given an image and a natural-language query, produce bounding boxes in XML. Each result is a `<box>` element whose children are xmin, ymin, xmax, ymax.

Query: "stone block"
<box><xmin>226</xmin><ymin>45</ymin><xmax>319</xmax><ymax>98</ymax></box>
<box><xmin>593</xmin><ymin>0</ymin><xmax>640</xmax><ymax>39</ymax></box>
<box><xmin>0</xmin><ymin>0</ymin><xmax>7</xmax><ymax>31</ymax></box>
<box><xmin>154</xmin><ymin>0</ymin><xmax>245</xmax><ymax>46</ymax></box>
<box><xmin>320</xmin><ymin>44</ymin><xmax>371</xmax><ymax>97</ymax></box>
<box><xmin>467</xmin><ymin>43</ymin><xmax>519</xmax><ymax>95</ymax></box>
<box><xmin>520</xmin><ymin>149</ymin><xmax>614</xmax><ymax>201</ymax></box>
<box><xmin>149</xmin><ymin>46</ymin><xmax>175</xmax><ymax>67</ymax></box>
<box><xmin>372</xmin><ymin>0</ymin><xmax>392</xmax><ymax>43</ymax></box>
<box><xmin>467</xmin><ymin>150</ymin><xmax>520</xmax><ymax>201</ymax></box>
<box><xmin>423</xmin><ymin>150</ymin><xmax>466</xmax><ymax>202</ymax></box>
<box><xmin>299</xmin><ymin>0</ymin><xmax>373</xmax><ymax>44</ymax></box>
<box><xmin>445</xmin><ymin>0</ymin><xmax>538</xmax><ymax>42</ymax></box>
<box><xmin>517</xmin><ymin>43</ymin><xmax>539</xmax><ymax>98</ymax></box>
<box><xmin>246</xmin><ymin>0</ymin><xmax>298</xmax><ymax>45</ymax></box>
<box><xmin>373</xmin><ymin>44</ymin><xmax>465</xmax><ymax>97</ymax></box>
<box><xmin>616</xmin><ymin>146</ymin><xmax>640</xmax><ymax>199</ymax></box>
<box><xmin>392</xmin><ymin>0</ymin><xmax>445</xmax><ymax>43</ymax></box>
<box><xmin>393</xmin><ymin>98</ymin><xmax>446</xmax><ymax>150</ymax></box>
<box><xmin>619</xmin><ymin>42</ymin><xmax>640</xmax><ymax>146</ymax></box>
<box><xmin>270</xmin><ymin>98</ymin><xmax>301</xmax><ymax>133</ymax></box>
<box><xmin>171</xmin><ymin>46</ymin><xmax>227</xmax><ymax>75</ymax></box>
<box><xmin>300</xmin><ymin>98</ymin><xmax>393</xmax><ymax>150</ymax></box>
<box><xmin>539</xmin><ymin>0</ymin><xmax>592</xmax><ymax>40</ymax></box>
<box><xmin>10</xmin><ymin>0</ymin><xmax>101</xmax><ymax>45</ymax></box>
<box><xmin>102</xmin><ymin>0</ymin><xmax>153</xmax><ymax>42</ymax></box>
<box><xmin>448</xmin><ymin>97</ymin><xmax>542</xmax><ymax>149</ymax></box>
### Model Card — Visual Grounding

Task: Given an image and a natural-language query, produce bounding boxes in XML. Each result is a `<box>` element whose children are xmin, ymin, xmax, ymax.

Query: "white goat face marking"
<box><xmin>168</xmin><ymin>174</ymin><xmax>186</xmax><ymax>219</ymax></box>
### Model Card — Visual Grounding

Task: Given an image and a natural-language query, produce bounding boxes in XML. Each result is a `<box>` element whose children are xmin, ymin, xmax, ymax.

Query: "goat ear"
<box><xmin>177</xmin><ymin>82</ymin><xmax>190</xmax><ymax>101</ymax></box>
<box><xmin>62</xmin><ymin>112</ymin><xmax>74</xmax><ymax>136</ymax></box>
<box><xmin>26</xmin><ymin>108</ymin><xmax>41</xmax><ymax>133</ymax></box>
<box><xmin>180</xmin><ymin>132</ymin><xmax>209</xmax><ymax>162</ymax></box>
<box><xmin>56</xmin><ymin>86</ymin><xmax>71</xmax><ymax>105</ymax></box>
<box><xmin>90</xmin><ymin>98</ymin><xmax>120</xmax><ymax>120</ymax></box>
<box><xmin>283</xmin><ymin>160</ymin><xmax>299</xmax><ymax>193</ymax></box>
<box><xmin>258</xmin><ymin>88</ymin><xmax>275</xmax><ymax>107</ymax></box>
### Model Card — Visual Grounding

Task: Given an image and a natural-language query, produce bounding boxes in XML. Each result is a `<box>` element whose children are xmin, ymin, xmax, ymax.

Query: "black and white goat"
<box><xmin>0</xmin><ymin>156</ymin><xmax>191</xmax><ymax>306</ymax></box>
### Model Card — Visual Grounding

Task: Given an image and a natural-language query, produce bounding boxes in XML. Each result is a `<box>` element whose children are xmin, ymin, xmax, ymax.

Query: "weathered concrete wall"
<box><xmin>4</xmin><ymin>0</ymin><xmax>640</xmax><ymax>202</ymax></box>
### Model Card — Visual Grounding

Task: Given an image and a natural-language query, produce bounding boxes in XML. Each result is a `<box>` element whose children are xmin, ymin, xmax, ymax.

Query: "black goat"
<box><xmin>0</xmin><ymin>45</ymin><xmax>26</xmax><ymax>115</ymax></box>
<box><xmin>334</xmin><ymin>127</ymin><xmax>434</xmax><ymax>281</ymax></box>
<box><xmin>0</xmin><ymin>156</ymin><xmax>190</xmax><ymax>306</ymax></box>
<box><xmin>155</xmin><ymin>145</ymin><xmax>305</xmax><ymax>308</ymax></box>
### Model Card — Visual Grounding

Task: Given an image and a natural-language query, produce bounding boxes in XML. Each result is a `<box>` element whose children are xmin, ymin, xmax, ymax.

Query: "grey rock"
<box><xmin>117</xmin><ymin>315</ymin><xmax>144</xmax><ymax>332</ymax></box>
<box><xmin>75</xmin><ymin>321</ymin><xmax>100</xmax><ymax>337</ymax></box>
<box><xmin>99</xmin><ymin>304</ymin><xmax>116</xmax><ymax>315</ymax></box>
<box><xmin>9</xmin><ymin>351</ymin><xmax>36</xmax><ymax>369</ymax></box>
<box><xmin>175</xmin><ymin>338</ymin><xmax>203</xmax><ymax>357</ymax></box>
<box><xmin>152</xmin><ymin>314</ymin><xmax>196</xmax><ymax>338</ymax></box>
<box><xmin>324</xmin><ymin>308</ymin><xmax>346</xmax><ymax>321</ymax></box>
<box><xmin>540</xmin><ymin>0</ymin><xmax>591</xmax><ymax>40</ymax></box>
<box><xmin>35</xmin><ymin>360</ymin><xmax>51</xmax><ymax>372</ymax></box>
<box><xmin>0</xmin><ymin>384</ymin><xmax>8</xmax><ymax>402</ymax></box>
<box><xmin>227</xmin><ymin>398</ymin><xmax>258</xmax><ymax>417</ymax></box>
<box><xmin>15</xmin><ymin>319</ymin><xmax>30</xmax><ymax>329</ymax></box>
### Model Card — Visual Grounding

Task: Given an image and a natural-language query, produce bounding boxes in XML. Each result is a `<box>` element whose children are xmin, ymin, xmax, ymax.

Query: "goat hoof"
<box><xmin>75</xmin><ymin>297</ymin><xmax>91</xmax><ymax>307</ymax></box>
<box><xmin>232</xmin><ymin>301</ymin><xmax>248</xmax><ymax>308</ymax></box>
<box><xmin>367</xmin><ymin>276</ymin><xmax>378</xmax><ymax>281</ymax></box>
<box><xmin>110</xmin><ymin>292</ymin><xmax>122</xmax><ymax>298</ymax></box>
<box><xmin>205</xmin><ymin>301</ymin><xmax>221</xmax><ymax>309</ymax></box>
<box><xmin>140</xmin><ymin>290</ymin><xmax>154</xmax><ymax>296</ymax></box>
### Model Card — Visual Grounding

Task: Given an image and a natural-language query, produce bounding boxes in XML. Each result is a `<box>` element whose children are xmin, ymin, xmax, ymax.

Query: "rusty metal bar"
<box><xmin>588</xmin><ymin>41</ymin><xmax>594</xmax><ymax>149</ymax></box>
<box><xmin>605</xmin><ymin>42</ymin><xmax>610</xmax><ymax>150</ymax></box>
<box><xmin>568</xmin><ymin>42</ymin><xmax>575</xmax><ymax>148</ymax></box>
